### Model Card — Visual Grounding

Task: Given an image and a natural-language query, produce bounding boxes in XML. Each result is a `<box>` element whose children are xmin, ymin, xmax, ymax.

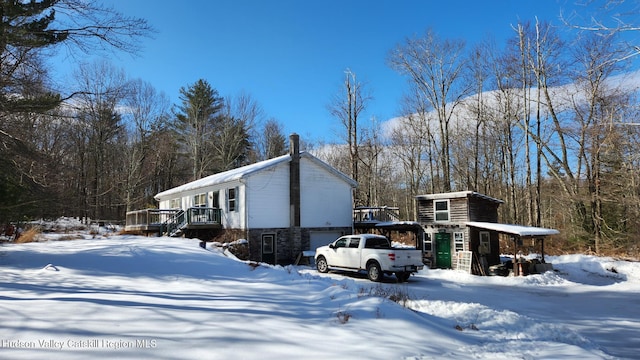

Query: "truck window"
<box><xmin>348</xmin><ymin>238</ymin><xmax>360</xmax><ymax>248</ymax></box>
<box><xmin>365</xmin><ymin>237</ymin><xmax>390</xmax><ymax>249</ymax></box>
<box><xmin>334</xmin><ymin>238</ymin><xmax>348</xmax><ymax>248</ymax></box>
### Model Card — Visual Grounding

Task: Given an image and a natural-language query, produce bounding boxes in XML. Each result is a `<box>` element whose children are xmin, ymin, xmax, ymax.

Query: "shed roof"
<box><xmin>465</xmin><ymin>221</ymin><xmax>560</xmax><ymax>237</ymax></box>
<box><xmin>155</xmin><ymin>152</ymin><xmax>357</xmax><ymax>200</ymax></box>
<box><xmin>416</xmin><ymin>191</ymin><xmax>504</xmax><ymax>204</ymax></box>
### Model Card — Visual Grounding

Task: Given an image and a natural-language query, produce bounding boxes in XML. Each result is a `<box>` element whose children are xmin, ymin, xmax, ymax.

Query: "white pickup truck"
<box><xmin>314</xmin><ymin>234</ymin><xmax>424</xmax><ymax>282</ymax></box>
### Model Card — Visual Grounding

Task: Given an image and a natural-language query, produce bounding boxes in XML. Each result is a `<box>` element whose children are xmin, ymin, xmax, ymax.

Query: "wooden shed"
<box><xmin>415</xmin><ymin>191</ymin><xmax>558</xmax><ymax>275</ymax></box>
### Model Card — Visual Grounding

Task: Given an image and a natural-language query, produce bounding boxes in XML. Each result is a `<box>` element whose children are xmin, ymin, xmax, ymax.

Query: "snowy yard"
<box><xmin>1</xmin><ymin>233</ymin><xmax>638</xmax><ymax>359</ymax></box>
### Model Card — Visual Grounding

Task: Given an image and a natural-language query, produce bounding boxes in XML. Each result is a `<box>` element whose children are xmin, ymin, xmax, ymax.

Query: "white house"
<box><xmin>152</xmin><ymin>134</ymin><xmax>357</xmax><ymax>265</ymax></box>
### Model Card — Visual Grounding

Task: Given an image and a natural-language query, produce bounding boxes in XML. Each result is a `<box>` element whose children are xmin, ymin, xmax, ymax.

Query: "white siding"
<box><xmin>300</xmin><ymin>158</ymin><xmax>353</xmax><ymax>228</ymax></box>
<box><xmin>245</xmin><ymin>162</ymin><xmax>290</xmax><ymax>228</ymax></box>
<box><xmin>221</xmin><ymin>180</ymin><xmax>245</xmax><ymax>229</ymax></box>
<box><xmin>156</xmin><ymin>180</ymin><xmax>246</xmax><ymax>229</ymax></box>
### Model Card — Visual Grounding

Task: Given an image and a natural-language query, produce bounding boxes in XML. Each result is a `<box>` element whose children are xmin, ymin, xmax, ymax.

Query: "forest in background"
<box><xmin>1</xmin><ymin>1</ymin><xmax>639</xmax><ymax>257</ymax></box>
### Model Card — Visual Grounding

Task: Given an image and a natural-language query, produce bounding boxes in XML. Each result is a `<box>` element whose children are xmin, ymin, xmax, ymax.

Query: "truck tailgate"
<box><xmin>391</xmin><ymin>249</ymin><xmax>422</xmax><ymax>266</ymax></box>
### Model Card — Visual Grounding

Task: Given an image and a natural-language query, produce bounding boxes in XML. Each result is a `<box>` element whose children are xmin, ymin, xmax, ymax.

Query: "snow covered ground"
<box><xmin>1</xmin><ymin>233</ymin><xmax>638</xmax><ymax>359</ymax></box>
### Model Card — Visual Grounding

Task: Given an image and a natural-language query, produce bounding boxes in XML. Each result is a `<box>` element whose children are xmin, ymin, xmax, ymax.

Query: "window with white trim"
<box><xmin>423</xmin><ymin>233</ymin><xmax>432</xmax><ymax>252</ymax></box>
<box><xmin>170</xmin><ymin>198</ymin><xmax>180</xmax><ymax>209</ymax></box>
<box><xmin>194</xmin><ymin>193</ymin><xmax>207</xmax><ymax>207</ymax></box>
<box><xmin>434</xmin><ymin>199</ymin><xmax>450</xmax><ymax>222</ymax></box>
<box><xmin>454</xmin><ymin>232</ymin><xmax>465</xmax><ymax>252</ymax></box>
<box><xmin>227</xmin><ymin>187</ymin><xmax>237</xmax><ymax>212</ymax></box>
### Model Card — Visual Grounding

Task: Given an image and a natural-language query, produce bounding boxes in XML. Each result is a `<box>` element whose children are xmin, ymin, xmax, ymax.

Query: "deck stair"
<box><xmin>166</xmin><ymin>210</ymin><xmax>187</xmax><ymax>237</ymax></box>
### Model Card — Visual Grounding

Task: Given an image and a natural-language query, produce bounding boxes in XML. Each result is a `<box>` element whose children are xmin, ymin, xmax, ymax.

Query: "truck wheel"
<box><xmin>396</xmin><ymin>272</ymin><xmax>411</xmax><ymax>283</ymax></box>
<box><xmin>367</xmin><ymin>262</ymin><xmax>383</xmax><ymax>282</ymax></box>
<box><xmin>316</xmin><ymin>256</ymin><xmax>329</xmax><ymax>273</ymax></box>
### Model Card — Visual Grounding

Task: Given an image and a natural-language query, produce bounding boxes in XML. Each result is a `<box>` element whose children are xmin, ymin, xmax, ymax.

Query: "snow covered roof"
<box><xmin>416</xmin><ymin>191</ymin><xmax>504</xmax><ymax>204</ymax></box>
<box><xmin>465</xmin><ymin>222</ymin><xmax>560</xmax><ymax>237</ymax></box>
<box><xmin>155</xmin><ymin>152</ymin><xmax>356</xmax><ymax>200</ymax></box>
<box><xmin>372</xmin><ymin>221</ymin><xmax>424</xmax><ymax>233</ymax></box>
<box><xmin>375</xmin><ymin>221</ymin><xmax>422</xmax><ymax>228</ymax></box>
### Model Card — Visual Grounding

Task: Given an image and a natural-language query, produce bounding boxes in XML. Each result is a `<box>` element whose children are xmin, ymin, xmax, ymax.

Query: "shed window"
<box><xmin>194</xmin><ymin>193</ymin><xmax>207</xmax><ymax>207</ymax></box>
<box><xmin>227</xmin><ymin>187</ymin><xmax>237</xmax><ymax>212</ymax></box>
<box><xmin>479</xmin><ymin>231</ymin><xmax>490</xmax><ymax>254</ymax></box>
<box><xmin>434</xmin><ymin>200</ymin><xmax>450</xmax><ymax>222</ymax></box>
<box><xmin>423</xmin><ymin>233</ymin><xmax>432</xmax><ymax>252</ymax></box>
<box><xmin>454</xmin><ymin>232</ymin><xmax>465</xmax><ymax>252</ymax></box>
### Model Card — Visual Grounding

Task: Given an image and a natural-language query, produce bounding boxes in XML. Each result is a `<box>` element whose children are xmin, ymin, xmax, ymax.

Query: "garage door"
<box><xmin>309</xmin><ymin>231</ymin><xmax>342</xmax><ymax>251</ymax></box>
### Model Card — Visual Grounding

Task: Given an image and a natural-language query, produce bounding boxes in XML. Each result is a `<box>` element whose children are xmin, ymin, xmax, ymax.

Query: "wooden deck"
<box><xmin>353</xmin><ymin>206</ymin><xmax>401</xmax><ymax>228</ymax></box>
<box><xmin>125</xmin><ymin>207</ymin><xmax>222</xmax><ymax>236</ymax></box>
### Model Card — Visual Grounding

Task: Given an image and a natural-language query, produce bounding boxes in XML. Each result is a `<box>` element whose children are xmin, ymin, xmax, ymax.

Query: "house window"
<box><xmin>454</xmin><ymin>232</ymin><xmax>465</xmax><ymax>252</ymax></box>
<box><xmin>170</xmin><ymin>198</ymin><xmax>180</xmax><ymax>209</ymax></box>
<box><xmin>227</xmin><ymin>187</ymin><xmax>237</xmax><ymax>212</ymax></box>
<box><xmin>434</xmin><ymin>200</ymin><xmax>450</xmax><ymax>222</ymax></box>
<box><xmin>194</xmin><ymin>193</ymin><xmax>207</xmax><ymax>207</ymax></box>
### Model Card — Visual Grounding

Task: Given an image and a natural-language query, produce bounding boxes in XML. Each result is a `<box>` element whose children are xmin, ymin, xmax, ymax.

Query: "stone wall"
<box><xmin>247</xmin><ymin>226</ymin><xmax>351</xmax><ymax>265</ymax></box>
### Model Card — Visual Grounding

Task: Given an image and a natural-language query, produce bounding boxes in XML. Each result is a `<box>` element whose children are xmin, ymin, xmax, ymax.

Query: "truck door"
<box><xmin>344</xmin><ymin>237</ymin><xmax>361</xmax><ymax>269</ymax></box>
<box><xmin>331</xmin><ymin>237</ymin><xmax>349</xmax><ymax>267</ymax></box>
<box><xmin>435</xmin><ymin>232</ymin><xmax>452</xmax><ymax>269</ymax></box>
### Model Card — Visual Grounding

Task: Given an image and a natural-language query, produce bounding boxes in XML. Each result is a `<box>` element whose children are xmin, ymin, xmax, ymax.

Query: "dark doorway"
<box><xmin>261</xmin><ymin>234</ymin><xmax>276</xmax><ymax>264</ymax></box>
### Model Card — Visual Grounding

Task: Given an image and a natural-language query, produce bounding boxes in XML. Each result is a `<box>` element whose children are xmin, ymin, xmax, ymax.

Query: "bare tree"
<box><xmin>122</xmin><ymin>79</ymin><xmax>170</xmax><ymax>211</ymax></box>
<box><xmin>390</xmin><ymin>91</ymin><xmax>436</xmax><ymax>218</ymax></box>
<box><xmin>328</xmin><ymin>69</ymin><xmax>371</xmax><ymax>204</ymax></box>
<box><xmin>388</xmin><ymin>29</ymin><xmax>470</xmax><ymax>192</ymax></box>
<box><xmin>568</xmin><ymin>31</ymin><xmax>630</xmax><ymax>252</ymax></box>
<box><xmin>561</xmin><ymin>0</ymin><xmax>640</xmax><ymax>62</ymax></box>
<box><xmin>70</xmin><ymin>60</ymin><xmax>129</xmax><ymax>219</ymax></box>
<box><xmin>257</xmin><ymin>119</ymin><xmax>287</xmax><ymax>160</ymax></box>
<box><xmin>52</xmin><ymin>0</ymin><xmax>154</xmax><ymax>56</ymax></box>
<box><xmin>0</xmin><ymin>0</ymin><xmax>152</xmax><ymax>222</ymax></box>
<box><xmin>356</xmin><ymin>116</ymin><xmax>386</xmax><ymax>207</ymax></box>
<box><xmin>224</xmin><ymin>91</ymin><xmax>264</xmax><ymax>163</ymax></box>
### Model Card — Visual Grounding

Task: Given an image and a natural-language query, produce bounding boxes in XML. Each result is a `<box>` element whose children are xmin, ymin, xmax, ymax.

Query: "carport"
<box><xmin>465</xmin><ymin>222</ymin><xmax>560</xmax><ymax>276</ymax></box>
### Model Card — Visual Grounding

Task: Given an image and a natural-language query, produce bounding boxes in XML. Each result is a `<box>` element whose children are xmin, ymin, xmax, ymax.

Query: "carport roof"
<box><xmin>465</xmin><ymin>222</ymin><xmax>559</xmax><ymax>237</ymax></box>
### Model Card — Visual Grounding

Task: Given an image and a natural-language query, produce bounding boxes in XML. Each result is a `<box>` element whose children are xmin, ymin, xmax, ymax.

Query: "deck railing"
<box><xmin>353</xmin><ymin>206</ymin><xmax>401</xmax><ymax>223</ymax></box>
<box><xmin>125</xmin><ymin>209</ymin><xmax>179</xmax><ymax>231</ymax></box>
<box><xmin>125</xmin><ymin>207</ymin><xmax>221</xmax><ymax>234</ymax></box>
<box><xmin>185</xmin><ymin>207</ymin><xmax>221</xmax><ymax>224</ymax></box>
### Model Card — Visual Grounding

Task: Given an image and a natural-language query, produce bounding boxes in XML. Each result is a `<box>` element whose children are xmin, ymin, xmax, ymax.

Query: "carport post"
<box><xmin>513</xmin><ymin>237</ymin><xmax>517</xmax><ymax>276</ymax></box>
<box><xmin>512</xmin><ymin>236</ymin><xmax>522</xmax><ymax>276</ymax></box>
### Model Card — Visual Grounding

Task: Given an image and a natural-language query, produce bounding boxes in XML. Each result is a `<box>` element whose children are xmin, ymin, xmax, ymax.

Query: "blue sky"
<box><xmin>55</xmin><ymin>0</ymin><xmax>580</xmax><ymax>142</ymax></box>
